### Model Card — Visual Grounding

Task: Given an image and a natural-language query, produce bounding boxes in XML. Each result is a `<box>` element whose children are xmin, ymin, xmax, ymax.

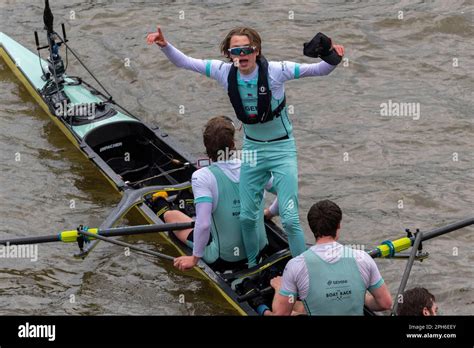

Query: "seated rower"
<box><xmin>396</xmin><ymin>287</ymin><xmax>438</xmax><ymax>316</ymax></box>
<box><xmin>152</xmin><ymin>116</ymin><xmax>270</xmax><ymax>271</ymax></box>
<box><xmin>264</xmin><ymin>200</ymin><xmax>392</xmax><ymax>315</ymax></box>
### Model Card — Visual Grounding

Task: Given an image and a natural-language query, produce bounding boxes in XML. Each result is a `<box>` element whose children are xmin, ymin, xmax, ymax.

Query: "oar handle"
<box><xmin>237</xmin><ymin>286</ymin><xmax>273</xmax><ymax>302</ymax></box>
<box><xmin>99</xmin><ymin>222</ymin><xmax>194</xmax><ymax>237</ymax></box>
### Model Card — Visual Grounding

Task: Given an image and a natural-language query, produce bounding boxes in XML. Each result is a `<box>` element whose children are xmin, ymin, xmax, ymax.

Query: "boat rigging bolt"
<box><xmin>76</xmin><ymin>225</ymin><xmax>91</xmax><ymax>253</ymax></box>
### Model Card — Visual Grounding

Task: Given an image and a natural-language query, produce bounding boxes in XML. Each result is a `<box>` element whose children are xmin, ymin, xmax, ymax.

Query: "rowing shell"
<box><xmin>0</xmin><ymin>31</ymin><xmax>293</xmax><ymax>315</ymax></box>
<box><xmin>3</xmin><ymin>27</ymin><xmax>471</xmax><ymax>316</ymax></box>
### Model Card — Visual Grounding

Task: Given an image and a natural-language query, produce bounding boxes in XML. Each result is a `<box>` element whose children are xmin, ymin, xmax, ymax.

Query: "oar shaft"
<box><xmin>0</xmin><ymin>221</ymin><xmax>194</xmax><ymax>246</ymax></box>
<box><xmin>0</xmin><ymin>235</ymin><xmax>59</xmax><ymax>246</ymax></box>
<box><xmin>78</xmin><ymin>230</ymin><xmax>175</xmax><ymax>261</ymax></box>
<box><xmin>422</xmin><ymin>217</ymin><xmax>474</xmax><ymax>242</ymax></box>
<box><xmin>98</xmin><ymin>222</ymin><xmax>194</xmax><ymax>238</ymax></box>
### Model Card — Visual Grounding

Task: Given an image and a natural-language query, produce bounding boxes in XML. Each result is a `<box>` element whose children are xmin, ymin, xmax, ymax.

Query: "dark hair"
<box><xmin>397</xmin><ymin>287</ymin><xmax>436</xmax><ymax>316</ymax></box>
<box><xmin>220</xmin><ymin>27</ymin><xmax>262</xmax><ymax>60</ymax></box>
<box><xmin>307</xmin><ymin>200</ymin><xmax>342</xmax><ymax>239</ymax></box>
<box><xmin>203</xmin><ymin>116</ymin><xmax>235</xmax><ymax>161</ymax></box>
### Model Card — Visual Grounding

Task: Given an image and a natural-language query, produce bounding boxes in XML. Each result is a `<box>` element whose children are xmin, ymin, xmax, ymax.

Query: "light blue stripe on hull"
<box><xmin>0</xmin><ymin>31</ymin><xmax>139</xmax><ymax>139</ymax></box>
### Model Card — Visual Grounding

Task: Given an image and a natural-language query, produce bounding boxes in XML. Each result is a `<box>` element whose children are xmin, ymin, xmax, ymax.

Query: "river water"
<box><xmin>0</xmin><ymin>0</ymin><xmax>473</xmax><ymax>315</ymax></box>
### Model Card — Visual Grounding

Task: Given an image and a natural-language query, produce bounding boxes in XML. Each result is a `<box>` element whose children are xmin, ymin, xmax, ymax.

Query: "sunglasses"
<box><xmin>227</xmin><ymin>46</ymin><xmax>256</xmax><ymax>56</ymax></box>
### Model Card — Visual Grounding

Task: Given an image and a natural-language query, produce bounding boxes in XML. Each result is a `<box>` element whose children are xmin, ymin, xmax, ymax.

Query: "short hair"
<box><xmin>202</xmin><ymin>116</ymin><xmax>235</xmax><ymax>162</ymax></box>
<box><xmin>307</xmin><ymin>200</ymin><xmax>342</xmax><ymax>239</ymax></box>
<box><xmin>220</xmin><ymin>27</ymin><xmax>262</xmax><ymax>60</ymax></box>
<box><xmin>397</xmin><ymin>287</ymin><xmax>436</xmax><ymax>316</ymax></box>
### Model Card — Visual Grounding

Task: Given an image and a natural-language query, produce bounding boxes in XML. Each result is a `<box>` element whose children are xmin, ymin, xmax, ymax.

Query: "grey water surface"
<box><xmin>0</xmin><ymin>0</ymin><xmax>472</xmax><ymax>315</ymax></box>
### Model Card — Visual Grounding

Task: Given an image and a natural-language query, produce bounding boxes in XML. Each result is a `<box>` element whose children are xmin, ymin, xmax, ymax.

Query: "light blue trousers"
<box><xmin>239</xmin><ymin>137</ymin><xmax>307</xmax><ymax>266</ymax></box>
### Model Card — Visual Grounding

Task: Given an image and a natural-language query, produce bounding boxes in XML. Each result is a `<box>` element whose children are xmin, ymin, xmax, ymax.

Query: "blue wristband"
<box><xmin>257</xmin><ymin>304</ymin><xmax>270</xmax><ymax>316</ymax></box>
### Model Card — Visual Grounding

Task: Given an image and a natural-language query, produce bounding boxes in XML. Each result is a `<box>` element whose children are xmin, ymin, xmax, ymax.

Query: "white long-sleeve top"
<box><xmin>160</xmin><ymin>42</ymin><xmax>337</xmax><ymax>100</ymax></box>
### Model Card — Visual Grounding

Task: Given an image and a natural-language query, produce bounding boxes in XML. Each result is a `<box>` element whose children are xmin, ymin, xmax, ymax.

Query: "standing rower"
<box><xmin>147</xmin><ymin>26</ymin><xmax>344</xmax><ymax>266</ymax></box>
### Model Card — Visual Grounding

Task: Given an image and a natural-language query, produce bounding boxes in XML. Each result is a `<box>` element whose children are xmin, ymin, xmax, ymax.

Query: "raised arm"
<box><xmin>161</xmin><ymin>42</ymin><xmax>209</xmax><ymax>74</ymax></box>
<box><xmin>147</xmin><ymin>26</ymin><xmax>207</xmax><ymax>74</ymax></box>
<box><xmin>270</xmin><ymin>43</ymin><xmax>344</xmax><ymax>82</ymax></box>
<box><xmin>147</xmin><ymin>26</ymin><xmax>230</xmax><ymax>85</ymax></box>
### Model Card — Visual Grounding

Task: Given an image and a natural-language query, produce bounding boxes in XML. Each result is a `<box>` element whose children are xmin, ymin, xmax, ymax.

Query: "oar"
<box><xmin>77</xmin><ymin>228</ymin><xmax>175</xmax><ymax>261</ymax></box>
<box><xmin>367</xmin><ymin>217</ymin><xmax>474</xmax><ymax>258</ymax></box>
<box><xmin>73</xmin><ymin>182</ymin><xmax>192</xmax><ymax>259</ymax></box>
<box><xmin>237</xmin><ymin>286</ymin><xmax>273</xmax><ymax>303</ymax></box>
<box><xmin>0</xmin><ymin>221</ymin><xmax>194</xmax><ymax>246</ymax></box>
